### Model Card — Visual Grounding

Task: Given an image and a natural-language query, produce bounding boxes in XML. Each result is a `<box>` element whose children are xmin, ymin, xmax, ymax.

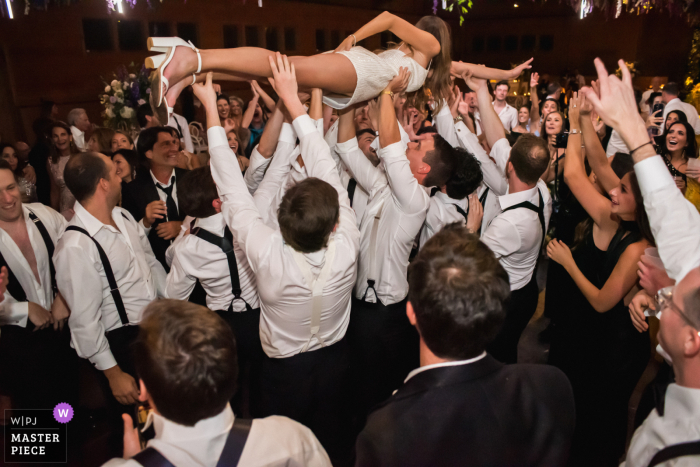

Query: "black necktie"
<box><xmin>157</xmin><ymin>177</ymin><xmax>178</xmax><ymax>222</ymax></box>
<box><xmin>454</xmin><ymin>203</ymin><xmax>469</xmax><ymax>223</ymax></box>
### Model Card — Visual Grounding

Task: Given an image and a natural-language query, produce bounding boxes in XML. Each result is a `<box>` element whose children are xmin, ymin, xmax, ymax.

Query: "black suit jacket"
<box><xmin>355</xmin><ymin>354</ymin><xmax>575</xmax><ymax>467</ymax></box>
<box><xmin>121</xmin><ymin>167</ymin><xmax>188</xmax><ymax>270</ymax></box>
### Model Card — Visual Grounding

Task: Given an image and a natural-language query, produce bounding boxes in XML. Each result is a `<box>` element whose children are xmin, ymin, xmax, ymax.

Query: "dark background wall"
<box><xmin>0</xmin><ymin>0</ymin><xmax>693</xmax><ymax>144</ymax></box>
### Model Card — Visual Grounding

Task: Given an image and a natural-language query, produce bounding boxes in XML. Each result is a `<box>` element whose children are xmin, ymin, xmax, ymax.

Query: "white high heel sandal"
<box><xmin>146</xmin><ymin>37</ymin><xmax>202</xmax><ymax>122</ymax></box>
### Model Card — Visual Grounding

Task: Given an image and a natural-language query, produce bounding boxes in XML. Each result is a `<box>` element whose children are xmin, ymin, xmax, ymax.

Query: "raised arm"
<box><xmin>336</xmin><ymin>105</ymin><xmax>385</xmax><ymax>197</ymax></box>
<box><xmin>241</xmin><ymin>87</ymin><xmax>260</xmax><ymax>129</ymax></box>
<box><xmin>257</xmin><ymin>100</ymin><xmax>286</xmax><ymax>158</ymax></box>
<box><xmin>579</xmin><ymin>98</ymin><xmax>619</xmax><ymax>193</ymax></box>
<box><xmin>337</xmin><ymin>11</ymin><xmax>440</xmax><ymax>61</ymax></box>
<box><xmin>465</xmin><ymin>72</ymin><xmax>505</xmax><ymax>150</ymax></box>
<box><xmin>563</xmin><ymin>93</ymin><xmax>618</xmax><ymax>231</ymax></box>
<box><xmin>251</xmin><ymin>80</ymin><xmax>276</xmax><ymax>113</ymax></box>
<box><xmin>529</xmin><ymin>72</ymin><xmax>541</xmax><ymax>131</ymax></box>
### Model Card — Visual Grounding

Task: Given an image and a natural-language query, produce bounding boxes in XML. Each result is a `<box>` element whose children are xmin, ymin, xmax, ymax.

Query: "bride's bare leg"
<box><xmin>164</xmin><ymin>47</ymin><xmax>357</xmax><ymax>97</ymax></box>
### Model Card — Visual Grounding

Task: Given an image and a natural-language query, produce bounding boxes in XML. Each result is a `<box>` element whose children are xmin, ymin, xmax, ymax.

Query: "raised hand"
<box><xmin>530</xmin><ymin>72</ymin><xmax>540</xmax><ymax>89</ymax></box>
<box><xmin>461</xmin><ymin>70</ymin><xmax>486</xmax><ymax>93</ymax></box>
<box><xmin>191</xmin><ymin>72</ymin><xmax>218</xmax><ymax>113</ymax></box>
<box><xmin>508</xmin><ymin>58</ymin><xmax>534</xmax><ymax>79</ymax></box>
<box><xmin>385</xmin><ymin>67</ymin><xmax>411</xmax><ymax>95</ymax></box>
<box><xmin>466</xmin><ymin>193</ymin><xmax>483</xmax><ymax>233</ymax></box>
<box><xmin>143</xmin><ymin>200</ymin><xmax>167</xmax><ymax>229</ymax></box>
<box><xmin>268</xmin><ymin>53</ymin><xmax>298</xmax><ymax>104</ymax></box>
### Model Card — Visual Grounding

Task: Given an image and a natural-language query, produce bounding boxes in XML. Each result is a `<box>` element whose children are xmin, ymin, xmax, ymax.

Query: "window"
<box><xmin>472</xmin><ymin>36</ymin><xmax>484</xmax><ymax>53</ymax></box>
<box><xmin>177</xmin><ymin>23</ymin><xmax>198</xmax><ymax>46</ymax></box>
<box><xmin>331</xmin><ymin>30</ymin><xmax>341</xmax><ymax>49</ymax></box>
<box><xmin>223</xmin><ymin>25</ymin><xmax>238</xmax><ymax>48</ymax></box>
<box><xmin>316</xmin><ymin>29</ymin><xmax>325</xmax><ymax>51</ymax></box>
<box><xmin>380</xmin><ymin>31</ymin><xmax>398</xmax><ymax>48</ymax></box>
<box><xmin>83</xmin><ymin>19</ymin><xmax>113</xmax><ymax>52</ymax></box>
<box><xmin>487</xmin><ymin>36</ymin><xmax>501</xmax><ymax>52</ymax></box>
<box><xmin>539</xmin><ymin>35</ymin><xmax>554</xmax><ymax>52</ymax></box>
<box><xmin>117</xmin><ymin>20</ymin><xmax>144</xmax><ymax>51</ymax></box>
<box><xmin>504</xmin><ymin>35</ymin><xmax>518</xmax><ymax>52</ymax></box>
<box><xmin>284</xmin><ymin>28</ymin><xmax>296</xmax><ymax>51</ymax></box>
<box><xmin>265</xmin><ymin>27</ymin><xmax>279</xmax><ymax>51</ymax></box>
<box><xmin>521</xmin><ymin>35</ymin><xmax>536</xmax><ymax>51</ymax></box>
<box><xmin>148</xmin><ymin>22</ymin><xmax>171</xmax><ymax>37</ymax></box>
<box><xmin>245</xmin><ymin>26</ymin><xmax>259</xmax><ymax>47</ymax></box>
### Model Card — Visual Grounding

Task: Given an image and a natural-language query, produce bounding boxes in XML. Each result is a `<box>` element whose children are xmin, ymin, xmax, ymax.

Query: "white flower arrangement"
<box><xmin>99</xmin><ymin>63</ymin><xmax>152</xmax><ymax>131</ymax></box>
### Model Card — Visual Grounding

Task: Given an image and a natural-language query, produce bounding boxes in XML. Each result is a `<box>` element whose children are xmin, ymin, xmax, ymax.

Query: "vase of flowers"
<box><xmin>100</xmin><ymin>63</ymin><xmax>152</xmax><ymax>137</ymax></box>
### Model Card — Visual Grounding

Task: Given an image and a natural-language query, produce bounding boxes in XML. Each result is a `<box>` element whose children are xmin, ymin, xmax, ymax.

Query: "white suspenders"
<box><xmin>290</xmin><ymin>239</ymin><xmax>337</xmax><ymax>353</ymax></box>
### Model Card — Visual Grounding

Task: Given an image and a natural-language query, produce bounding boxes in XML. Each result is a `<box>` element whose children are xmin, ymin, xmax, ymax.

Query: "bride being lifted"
<box><xmin>147</xmin><ymin>11</ymin><xmax>533</xmax><ymax>122</ymax></box>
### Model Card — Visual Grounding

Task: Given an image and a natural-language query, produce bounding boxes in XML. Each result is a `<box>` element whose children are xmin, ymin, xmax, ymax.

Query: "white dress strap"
<box><xmin>290</xmin><ymin>239</ymin><xmax>337</xmax><ymax>353</ymax></box>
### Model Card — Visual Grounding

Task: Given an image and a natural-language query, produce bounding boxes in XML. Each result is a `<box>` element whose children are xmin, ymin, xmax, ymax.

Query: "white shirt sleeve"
<box><xmin>434</xmin><ymin>101</ymin><xmax>460</xmax><ymax>148</ymax></box>
<box><xmin>0</xmin><ymin>293</ymin><xmax>29</xmax><ymax>327</ymax></box>
<box><xmin>336</xmin><ymin>138</ymin><xmax>386</xmax><ymax>198</ymax></box>
<box><xmin>481</xmin><ymin>215</ymin><xmax>522</xmax><ymax>259</ymax></box>
<box><xmin>244</xmin><ymin>146</ymin><xmax>272</xmax><ymax>195</ymax></box>
<box><xmin>57</xmin><ymin>243</ymin><xmax>118</xmax><ymax>371</ymax></box>
<box><xmin>634</xmin><ymin>155</ymin><xmax>700</xmax><ymax>281</ymax></box>
<box><xmin>456</xmin><ymin>123</ymin><xmax>509</xmax><ymax>196</ymax></box>
<box><xmin>379</xmin><ymin>141</ymin><xmax>430</xmax><ymax>215</ymax></box>
<box><xmin>164</xmin><ymin>247</ymin><xmax>197</xmax><ymax>301</ymax></box>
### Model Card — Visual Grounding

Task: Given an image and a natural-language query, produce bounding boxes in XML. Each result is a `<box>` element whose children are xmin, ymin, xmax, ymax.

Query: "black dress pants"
<box><xmin>215</xmin><ymin>308</ymin><xmax>264</xmax><ymax>418</ymax></box>
<box><xmin>259</xmin><ymin>338</ymin><xmax>352</xmax><ymax>467</ymax></box>
<box><xmin>348</xmin><ymin>296</ymin><xmax>419</xmax><ymax>426</ymax></box>
<box><xmin>487</xmin><ymin>274</ymin><xmax>539</xmax><ymax>364</ymax></box>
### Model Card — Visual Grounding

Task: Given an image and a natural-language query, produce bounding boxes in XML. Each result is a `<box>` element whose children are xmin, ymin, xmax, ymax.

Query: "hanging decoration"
<box><xmin>99</xmin><ymin>63</ymin><xmax>152</xmax><ymax>135</ymax></box>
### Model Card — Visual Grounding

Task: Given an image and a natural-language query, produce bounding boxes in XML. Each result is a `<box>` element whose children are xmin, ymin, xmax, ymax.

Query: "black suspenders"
<box><xmin>347</xmin><ymin>178</ymin><xmax>357</xmax><ymax>207</ymax></box>
<box><xmin>0</xmin><ymin>209</ymin><xmax>58</xmax><ymax>305</ymax></box>
<box><xmin>193</xmin><ymin>226</ymin><xmax>253</xmax><ymax>312</ymax></box>
<box><xmin>501</xmin><ymin>188</ymin><xmax>546</xmax><ymax>249</ymax></box>
<box><xmin>64</xmin><ymin>213</ymin><xmax>131</xmax><ymax>326</ymax></box>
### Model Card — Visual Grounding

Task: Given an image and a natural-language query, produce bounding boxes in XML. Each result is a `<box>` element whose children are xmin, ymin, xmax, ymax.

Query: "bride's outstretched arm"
<box><xmin>451</xmin><ymin>58</ymin><xmax>534</xmax><ymax>81</ymax></box>
<box><xmin>336</xmin><ymin>11</ymin><xmax>440</xmax><ymax>59</ymax></box>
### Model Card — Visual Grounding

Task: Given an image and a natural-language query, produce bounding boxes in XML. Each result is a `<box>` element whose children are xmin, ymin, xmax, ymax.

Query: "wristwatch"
<box><xmin>454</xmin><ymin>115</ymin><xmax>464</xmax><ymax>124</ymax></box>
<box><xmin>381</xmin><ymin>90</ymin><xmax>394</xmax><ymax>98</ymax></box>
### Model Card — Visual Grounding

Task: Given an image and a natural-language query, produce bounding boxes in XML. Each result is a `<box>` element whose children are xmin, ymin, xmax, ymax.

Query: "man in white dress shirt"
<box><xmin>194</xmin><ymin>60</ymin><xmax>359</xmax><ymax>465</ymax></box>
<box><xmin>103</xmin><ymin>300</ymin><xmax>331</xmax><ymax>467</ymax></box>
<box><xmin>579</xmin><ymin>57</ymin><xmax>700</xmax><ymax>467</ymax></box>
<box><xmin>54</xmin><ymin>152</ymin><xmax>166</xmax><ymax>406</ymax></box>
<box><xmin>68</xmin><ymin>108</ymin><xmax>91</xmax><ymax>151</ymax></box>
<box><xmin>493</xmin><ymin>80</ymin><xmax>518</xmax><ymax>131</ymax></box>
<box><xmin>0</xmin><ymin>160</ymin><xmax>78</xmax><ymax>409</ymax></box>
<box><xmin>165</xmin><ymin>166</ymin><xmax>264</xmax><ymax>416</ymax></box>
<box><xmin>662</xmin><ymin>82</ymin><xmax>700</xmax><ymax>134</ymax></box>
<box><xmin>336</xmin><ymin>77</ymin><xmax>463</xmax><ymax>425</ymax></box>
<box><xmin>466</xmin><ymin>75</ymin><xmax>552</xmax><ymax>364</ymax></box>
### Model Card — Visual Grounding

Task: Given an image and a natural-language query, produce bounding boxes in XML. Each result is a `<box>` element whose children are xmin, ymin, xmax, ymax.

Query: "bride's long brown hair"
<box><xmin>408</xmin><ymin>15</ymin><xmax>452</xmax><ymax>114</ymax></box>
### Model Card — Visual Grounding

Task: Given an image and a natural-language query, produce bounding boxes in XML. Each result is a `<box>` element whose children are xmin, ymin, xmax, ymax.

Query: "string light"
<box><xmin>5</xmin><ymin>0</ymin><xmax>13</xmax><ymax>19</ymax></box>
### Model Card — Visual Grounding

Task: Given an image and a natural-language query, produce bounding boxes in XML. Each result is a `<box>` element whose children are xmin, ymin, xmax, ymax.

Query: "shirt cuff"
<box><xmin>207</xmin><ymin>126</ymin><xmax>228</xmax><ymax>148</ymax></box>
<box><xmin>139</xmin><ymin>218</ymin><xmax>151</xmax><ymax>235</ymax></box>
<box><xmin>455</xmin><ymin>121</ymin><xmax>472</xmax><ymax>135</ymax></box>
<box><xmin>90</xmin><ymin>347</ymin><xmax>118</xmax><ymax>372</ymax></box>
<box><xmin>634</xmin><ymin>155</ymin><xmax>675</xmax><ymax>197</ymax></box>
<box><xmin>292</xmin><ymin>114</ymin><xmax>317</xmax><ymax>139</ymax></box>
<box><xmin>0</xmin><ymin>300</ymin><xmax>29</xmax><ymax>327</ymax></box>
<box><xmin>336</xmin><ymin>137</ymin><xmax>359</xmax><ymax>154</ymax></box>
<box><xmin>279</xmin><ymin>123</ymin><xmax>297</xmax><ymax>145</ymax></box>
<box><xmin>377</xmin><ymin>141</ymin><xmax>406</xmax><ymax>162</ymax></box>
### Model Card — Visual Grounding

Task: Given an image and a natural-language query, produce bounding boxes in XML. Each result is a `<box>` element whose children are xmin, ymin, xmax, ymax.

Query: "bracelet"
<box><xmin>569</xmin><ymin>129</ymin><xmax>581</xmax><ymax>135</ymax></box>
<box><xmin>350</xmin><ymin>34</ymin><xmax>357</xmax><ymax>47</ymax></box>
<box><xmin>381</xmin><ymin>90</ymin><xmax>394</xmax><ymax>98</ymax></box>
<box><xmin>454</xmin><ymin>115</ymin><xmax>463</xmax><ymax>123</ymax></box>
<box><xmin>630</xmin><ymin>141</ymin><xmax>653</xmax><ymax>155</ymax></box>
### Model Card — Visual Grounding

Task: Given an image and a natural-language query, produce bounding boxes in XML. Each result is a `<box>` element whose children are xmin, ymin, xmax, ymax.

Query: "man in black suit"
<box><xmin>355</xmin><ymin>224</ymin><xmax>575</xmax><ymax>467</ymax></box>
<box><xmin>122</xmin><ymin>127</ymin><xmax>187</xmax><ymax>271</ymax></box>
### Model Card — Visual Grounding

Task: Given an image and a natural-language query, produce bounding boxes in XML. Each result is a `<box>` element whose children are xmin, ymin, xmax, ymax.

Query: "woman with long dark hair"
<box><xmin>47</xmin><ymin>121</ymin><xmax>80</xmax><ymax>219</ymax></box>
<box><xmin>546</xmin><ymin>93</ymin><xmax>653</xmax><ymax>467</ymax></box>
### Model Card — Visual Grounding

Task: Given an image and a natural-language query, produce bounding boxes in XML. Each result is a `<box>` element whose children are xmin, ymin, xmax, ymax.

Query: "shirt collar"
<box><xmin>434</xmin><ymin>190</ymin><xmax>467</xmax><ymax>209</ymax></box>
<box><xmin>663</xmin><ymin>383</ymin><xmax>700</xmax><ymax>419</ymax></box>
<box><xmin>194</xmin><ymin>213</ymin><xmax>226</xmax><ymax>235</ymax></box>
<box><xmin>499</xmin><ymin>184</ymin><xmax>541</xmax><ymax>211</ymax></box>
<box><xmin>143</xmin><ymin>403</ymin><xmax>234</xmax><ymax>441</ymax></box>
<box><xmin>72</xmin><ymin>201</ymin><xmax>124</xmax><ymax>237</ymax></box>
<box><xmin>404</xmin><ymin>352</ymin><xmax>487</xmax><ymax>383</ymax></box>
<box><xmin>70</xmin><ymin>125</ymin><xmax>84</xmax><ymax>138</ymax></box>
<box><xmin>668</xmin><ymin>97</ymin><xmax>681</xmax><ymax>106</ymax></box>
<box><xmin>150</xmin><ymin>168</ymin><xmax>176</xmax><ymax>188</ymax></box>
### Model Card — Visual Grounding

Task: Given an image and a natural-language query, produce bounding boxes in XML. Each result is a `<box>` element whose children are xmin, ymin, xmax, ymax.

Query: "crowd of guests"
<box><xmin>2</xmin><ymin>19</ymin><xmax>700</xmax><ymax>467</ymax></box>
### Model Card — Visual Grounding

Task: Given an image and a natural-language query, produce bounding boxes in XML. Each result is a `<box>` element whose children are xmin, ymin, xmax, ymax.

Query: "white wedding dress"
<box><xmin>323</xmin><ymin>44</ymin><xmax>431</xmax><ymax>109</ymax></box>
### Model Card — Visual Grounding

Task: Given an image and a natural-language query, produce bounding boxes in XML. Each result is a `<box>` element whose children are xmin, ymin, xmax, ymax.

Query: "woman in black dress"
<box><xmin>547</xmin><ymin>93</ymin><xmax>654</xmax><ymax>467</ymax></box>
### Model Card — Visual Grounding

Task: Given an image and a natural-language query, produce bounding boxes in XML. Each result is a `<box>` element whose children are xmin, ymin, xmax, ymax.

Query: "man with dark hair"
<box><xmin>54</xmin><ymin>152</ymin><xmax>166</xmax><ymax>406</ymax></box>
<box><xmin>493</xmin><ymin>80</ymin><xmax>518</xmax><ymax>131</ymax></box>
<box><xmin>334</xmin><ymin>71</ymin><xmax>461</xmax><ymax>425</ymax></box>
<box><xmin>102</xmin><ymin>300</ymin><xmax>331</xmax><ymax>467</ymax></box>
<box><xmin>193</xmin><ymin>59</ymin><xmax>359</xmax><ymax>464</ymax></box>
<box><xmin>123</xmin><ymin>126</ymin><xmax>188</xmax><ymax>270</ymax></box>
<box><xmin>662</xmin><ymin>81</ymin><xmax>700</xmax><ymax>134</ymax></box>
<box><xmin>164</xmin><ymin>166</ymin><xmax>263</xmax><ymax>415</ymax></box>
<box><xmin>465</xmin><ymin>75</ymin><xmax>552</xmax><ymax>364</ymax></box>
<box><xmin>136</xmin><ymin>103</ymin><xmax>160</xmax><ymax>131</ymax></box>
<box><xmin>0</xmin><ymin>159</ymin><xmax>77</xmax><ymax>410</ymax></box>
<box><xmin>355</xmin><ymin>226</ymin><xmax>575</xmax><ymax>466</ymax></box>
